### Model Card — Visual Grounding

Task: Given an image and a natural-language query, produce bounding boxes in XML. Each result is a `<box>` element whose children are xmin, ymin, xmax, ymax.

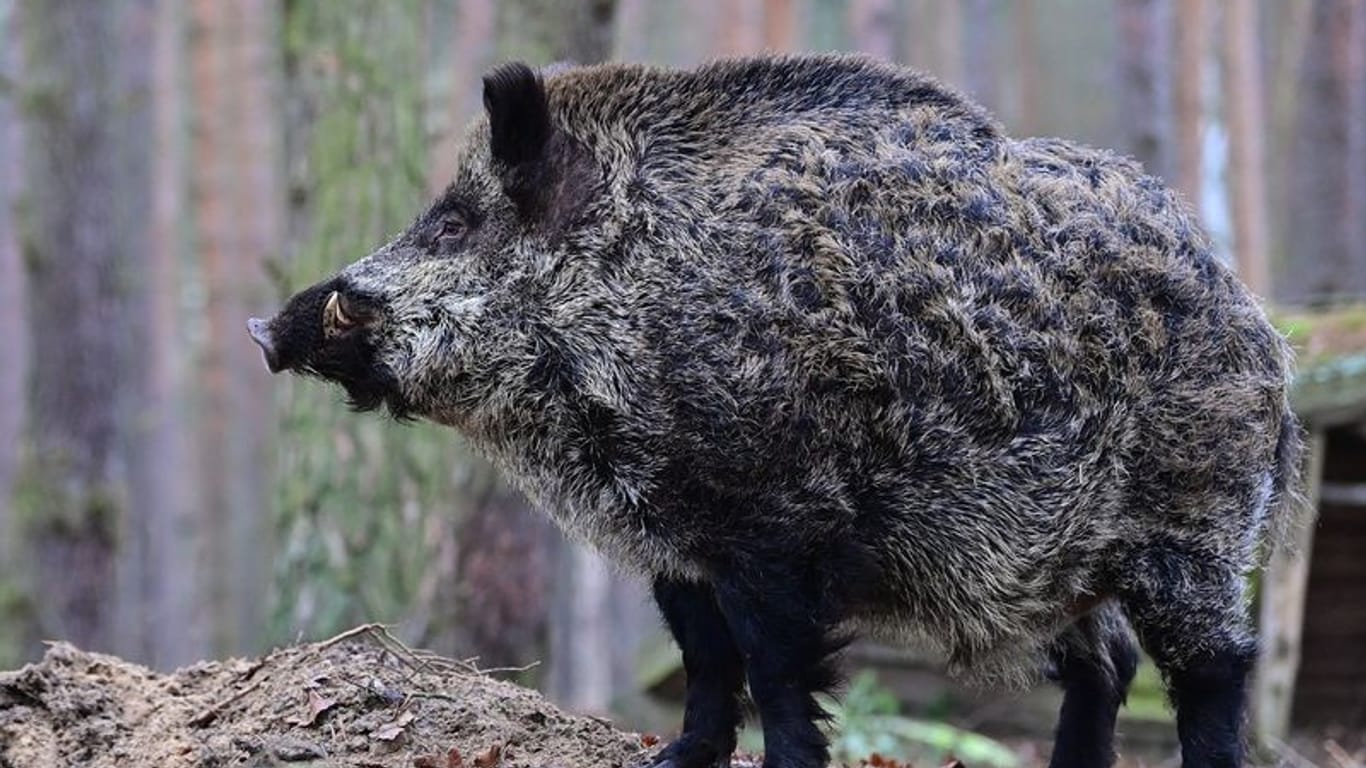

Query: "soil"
<box><xmin>7</xmin><ymin>624</ymin><xmax>1356</xmax><ymax>768</ymax></box>
<box><xmin>0</xmin><ymin>625</ymin><xmax>652</xmax><ymax>768</ymax></box>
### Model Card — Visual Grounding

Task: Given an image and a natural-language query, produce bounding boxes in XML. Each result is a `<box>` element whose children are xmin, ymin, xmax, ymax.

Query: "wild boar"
<box><xmin>249</xmin><ymin>55</ymin><xmax>1304</xmax><ymax>768</ymax></box>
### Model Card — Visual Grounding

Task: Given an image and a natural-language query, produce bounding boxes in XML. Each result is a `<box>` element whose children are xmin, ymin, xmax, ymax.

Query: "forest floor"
<box><xmin>2</xmin><ymin>624</ymin><xmax>1361</xmax><ymax>768</ymax></box>
<box><xmin>0</xmin><ymin>624</ymin><xmax>658</xmax><ymax>768</ymax></box>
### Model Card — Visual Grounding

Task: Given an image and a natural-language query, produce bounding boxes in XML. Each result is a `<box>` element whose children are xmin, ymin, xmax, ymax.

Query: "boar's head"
<box><xmin>248</xmin><ymin>62</ymin><xmax>606</xmax><ymax>431</ymax></box>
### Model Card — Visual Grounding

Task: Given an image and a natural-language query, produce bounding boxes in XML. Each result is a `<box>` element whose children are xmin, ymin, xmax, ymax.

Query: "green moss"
<box><xmin>12</xmin><ymin>448</ymin><xmax>121</xmax><ymax>544</ymax></box>
<box><xmin>1272</xmin><ymin>303</ymin><xmax>1366</xmax><ymax>368</ymax></box>
<box><xmin>0</xmin><ymin>580</ymin><xmax>35</xmax><ymax>668</ymax></box>
<box><xmin>269</xmin><ymin>0</ymin><xmax>471</xmax><ymax>647</ymax></box>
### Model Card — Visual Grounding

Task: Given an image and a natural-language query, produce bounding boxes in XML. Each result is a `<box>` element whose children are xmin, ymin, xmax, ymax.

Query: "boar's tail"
<box><xmin>1265</xmin><ymin>406</ymin><xmax>1312</xmax><ymax>558</ymax></box>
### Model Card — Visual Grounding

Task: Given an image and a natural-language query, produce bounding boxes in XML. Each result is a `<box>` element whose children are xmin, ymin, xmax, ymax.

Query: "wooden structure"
<box><xmin>1254</xmin><ymin>307</ymin><xmax>1366</xmax><ymax>741</ymax></box>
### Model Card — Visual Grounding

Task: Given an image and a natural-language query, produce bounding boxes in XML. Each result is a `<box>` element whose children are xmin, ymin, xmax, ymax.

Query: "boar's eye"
<box><xmin>435</xmin><ymin>213</ymin><xmax>469</xmax><ymax>251</ymax></box>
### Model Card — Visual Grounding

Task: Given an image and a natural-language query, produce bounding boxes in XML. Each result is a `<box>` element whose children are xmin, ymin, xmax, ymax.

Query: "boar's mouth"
<box><xmin>303</xmin><ymin>337</ymin><xmax>411</xmax><ymax>419</ymax></box>
<box><xmin>248</xmin><ymin>282</ymin><xmax>415</xmax><ymax>421</ymax></box>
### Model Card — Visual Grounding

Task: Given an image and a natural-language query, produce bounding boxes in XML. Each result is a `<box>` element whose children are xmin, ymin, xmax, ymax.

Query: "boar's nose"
<box><xmin>246</xmin><ymin>317</ymin><xmax>283</xmax><ymax>373</ymax></box>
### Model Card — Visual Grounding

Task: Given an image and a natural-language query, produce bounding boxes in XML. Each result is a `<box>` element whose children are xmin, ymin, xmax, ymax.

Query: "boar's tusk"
<box><xmin>325</xmin><ymin>290</ymin><xmax>353</xmax><ymax>329</ymax></box>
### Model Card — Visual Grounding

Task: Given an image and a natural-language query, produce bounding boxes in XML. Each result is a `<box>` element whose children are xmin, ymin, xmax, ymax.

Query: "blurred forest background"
<box><xmin>0</xmin><ymin>0</ymin><xmax>1364</xmax><ymax>762</ymax></box>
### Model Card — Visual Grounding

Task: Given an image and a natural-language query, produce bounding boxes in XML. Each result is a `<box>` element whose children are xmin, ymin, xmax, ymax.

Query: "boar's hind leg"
<box><xmin>1117</xmin><ymin>545</ymin><xmax>1258</xmax><ymax>768</ymax></box>
<box><xmin>650</xmin><ymin>578</ymin><xmax>745</xmax><ymax>768</ymax></box>
<box><xmin>710</xmin><ymin>561</ymin><xmax>846</xmax><ymax>768</ymax></box>
<box><xmin>1046</xmin><ymin>602</ymin><xmax>1139</xmax><ymax>768</ymax></box>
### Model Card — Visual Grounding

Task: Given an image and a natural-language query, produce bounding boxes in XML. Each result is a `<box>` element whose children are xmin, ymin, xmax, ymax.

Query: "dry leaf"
<box><xmin>372</xmin><ymin>710</ymin><xmax>416</xmax><ymax>741</ymax></box>
<box><xmin>287</xmin><ymin>689</ymin><xmax>337</xmax><ymax>727</ymax></box>
<box><xmin>472</xmin><ymin>743</ymin><xmax>502</xmax><ymax>768</ymax></box>
<box><xmin>640</xmin><ymin>733</ymin><xmax>660</xmax><ymax>748</ymax></box>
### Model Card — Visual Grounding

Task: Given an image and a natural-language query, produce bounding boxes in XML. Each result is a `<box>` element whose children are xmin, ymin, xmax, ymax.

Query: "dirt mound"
<box><xmin>0</xmin><ymin>625</ymin><xmax>649</xmax><ymax>768</ymax></box>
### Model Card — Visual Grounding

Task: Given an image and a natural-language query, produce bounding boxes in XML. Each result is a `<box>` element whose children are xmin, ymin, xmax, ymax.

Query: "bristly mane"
<box><xmin>541</xmin><ymin>54</ymin><xmax>1001</xmax><ymax>165</ymax></box>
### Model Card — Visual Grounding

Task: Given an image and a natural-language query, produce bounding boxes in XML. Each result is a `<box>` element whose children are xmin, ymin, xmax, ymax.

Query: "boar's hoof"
<box><xmin>646</xmin><ymin>734</ymin><xmax>732</xmax><ymax>768</ymax></box>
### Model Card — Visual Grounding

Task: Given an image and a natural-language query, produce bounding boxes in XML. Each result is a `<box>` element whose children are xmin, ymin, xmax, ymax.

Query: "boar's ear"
<box><xmin>482</xmin><ymin>62</ymin><xmax>595</xmax><ymax>232</ymax></box>
<box><xmin>483</xmin><ymin>62</ymin><xmax>551</xmax><ymax>174</ymax></box>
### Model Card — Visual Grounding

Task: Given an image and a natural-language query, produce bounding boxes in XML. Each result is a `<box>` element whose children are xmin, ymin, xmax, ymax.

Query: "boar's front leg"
<box><xmin>651</xmin><ymin>578</ymin><xmax>745</xmax><ymax>768</ymax></box>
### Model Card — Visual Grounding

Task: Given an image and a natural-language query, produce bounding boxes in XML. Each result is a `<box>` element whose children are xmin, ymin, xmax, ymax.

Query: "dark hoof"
<box><xmin>645</xmin><ymin>734</ymin><xmax>733</xmax><ymax>768</ymax></box>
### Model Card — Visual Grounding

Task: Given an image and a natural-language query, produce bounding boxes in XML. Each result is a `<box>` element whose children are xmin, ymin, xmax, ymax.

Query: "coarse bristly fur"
<box><xmin>251</xmin><ymin>54</ymin><xmax>1307</xmax><ymax>768</ymax></box>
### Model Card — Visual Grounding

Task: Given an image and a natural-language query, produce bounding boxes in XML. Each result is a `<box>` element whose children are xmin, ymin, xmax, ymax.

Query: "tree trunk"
<box><xmin>1273</xmin><ymin>1</ymin><xmax>1349</xmax><ymax>303</ymax></box>
<box><xmin>1266</xmin><ymin>0</ymin><xmax>1312</xmax><ymax>296</ymax></box>
<box><xmin>496</xmin><ymin>0</ymin><xmax>618</xmax><ymax>64</ymax></box>
<box><xmin>1343</xmin><ymin>0</ymin><xmax>1365</xmax><ymax>290</ymax></box>
<box><xmin>493</xmin><ymin>0</ymin><xmax>630</xmax><ymax>714</ymax></box>
<box><xmin>1171</xmin><ymin>0</ymin><xmax>1205</xmax><ymax>207</ymax></box>
<box><xmin>849</xmin><ymin>0</ymin><xmax>896</xmax><ymax>61</ymax></box>
<box><xmin>0</xmin><ymin>0</ymin><xmax>25</xmax><ymax>566</ymax></box>
<box><xmin>16</xmin><ymin>0</ymin><xmax>156</xmax><ymax>658</ymax></box>
<box><xmin>962</xmin><ymin>0</ymin><xmax>1002</xmax><ymax>112</ymax></box>
<box><xmin>1009</xmin><ymin>0</ymin><xmax>1042</xmax><ymax>134</ymax></box>
<box><xmin>714</xmin><ymin>0</ymin><xmax>762</xmax><ymax>57</ymax></box>
<box><xmin>1222</xmin><ymin>0</ymin><xmax>1270</xmax><ymax>297</ymax></box>
<box><xmin>762</xmin><ymin>0</ymin><xmax>797</xmax><ymax>52</ymax></box>
<box><xmin>429</xmin><ymin>0</ymin><xmax>495</xmax><ymax>193</ymax></box>
<box><xmin>127</xmin><ymin>0</ymin><xmax>202</xmax><ymax>668</ymax></box>
<box><xmin>1116</xmin><ymin>0</ymin><xmax>1173</xmax><ymax>179</ymax></box>
<box><xmin>190</xmin><ymin>0</ymin><xmax>280</xmax><ymax>655</ymax></box>
<box><xmin>0</xmin><ymin>0</ymin><xmax>28</xmax><ymax>665</ymax></box>
<box><xmin>899</xmin><ymin>0</ymin><xmax>963</xmax><ymax>84</ymax></box>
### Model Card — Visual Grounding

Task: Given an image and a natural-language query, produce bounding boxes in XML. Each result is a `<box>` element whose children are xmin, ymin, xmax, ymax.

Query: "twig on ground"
<box><xmin>318</xmin><ymin>623</ymin><xmax>540</xmax><ymax>691</ymax></box>
<box><xmin>466</xmin><ymin>660</ymin><xmax>541</xmax><ymax>676</ymax></box>
<box><xmin>405</xmin><ymin>690</ymin><xmax>467</xmax><ymax>704</ymax></box>
<box><xmin>189</xmin><ymin>681</ymin><xmax>263</xmax><ymax>727</ymax></box>
<box><xmin>1325</xmin><ymin>739</ymin><xmax>1365</xmax><ymax>768</ymax></box>
<box><xmin>1264</xmin><ymin>736</ymin><xmax>1320</xmax><ymax>768</ymax></box>
<box><xmin>320</xmin><ymin>623</ymin><xmax>390</xmax><ymax>649</ymax></box>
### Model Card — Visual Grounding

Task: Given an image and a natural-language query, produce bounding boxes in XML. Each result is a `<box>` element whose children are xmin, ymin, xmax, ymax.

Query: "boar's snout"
<box><xmin>246</xmin><ymin>317</ymin><xmax>283</xmax><ymax>373</ymax></box>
